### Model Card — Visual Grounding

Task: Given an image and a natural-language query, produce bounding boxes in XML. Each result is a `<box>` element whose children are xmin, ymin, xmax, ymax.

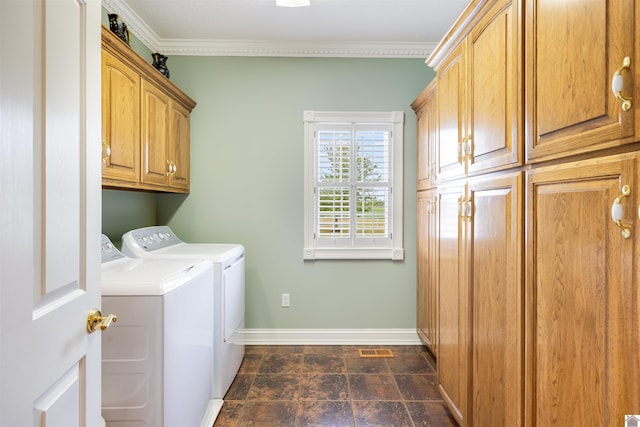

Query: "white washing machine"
<box><xmin>121</xmin><ymin>226</ymin><xmax>245</xmax><ymax>399</ymax></box>
<box><xmin>100</xmin><ymin>235</ymin><xmax>221</xmax><ymax>427</ymax></box>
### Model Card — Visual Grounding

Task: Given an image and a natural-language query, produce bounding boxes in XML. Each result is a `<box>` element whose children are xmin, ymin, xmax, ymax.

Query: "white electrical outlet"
<box><xmin>281</xmin><ymin>293</ymin><xmax>290</xmax><ymax>307</ymax></box>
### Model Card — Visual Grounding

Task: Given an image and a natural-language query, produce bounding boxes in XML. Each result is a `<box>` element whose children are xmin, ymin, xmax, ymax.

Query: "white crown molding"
<box><xmin>148</xmin><ymin>40</ymin><xmax>437</xmax><ymax>58</ymax></box>
<box><xmin>241</xmin><ymin>328</ymin><xmax>422</xmax><ymax>345</ymax></box>
<box><xmin>103</xmin><ymin>0</ymin><xmax>162</xmax><ymax>52</ymax></box>
<box><xmin>102</xmin><ymin>0</ymin><xmax>436</xmax><ymax>58</ymax></box>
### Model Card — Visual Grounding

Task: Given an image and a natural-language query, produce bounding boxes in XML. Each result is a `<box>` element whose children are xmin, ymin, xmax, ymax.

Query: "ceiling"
<box><xmin>102</xmin><ymin>0</ymin><xmax>470</xmax><ymax>58</ymax></box>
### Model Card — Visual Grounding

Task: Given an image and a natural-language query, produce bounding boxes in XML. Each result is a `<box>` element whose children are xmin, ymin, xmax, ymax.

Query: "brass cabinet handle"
<box><xmin>457</xmin><ymin>197</ymin><xmax>472</xmax><ymax>221</ymax></box>
<box><xmin>457</xmin><ymin>138</ymin><xmax>473</xmax><ymax>163</ymax></box>
<box><xmin>87</xmin><ymin>309</ymin><xmax>118</xmax><ymax>333</ymax></box>
<box><xmin>458</xmin><ymin>139</ymin><xmax>469</xmax><ymax>164</ymax></box>
<box><xmin>612</xmin><ymin>57</ymin><xmax>632</xmax><ymax>112</ymax></box>
<box><xmin>166</xmin><ymin>160</ymin><xmax>177</xmax><ymax>176</ymax></box>
<box><xmin>465</xmin><ymin>200</ymin><xmax>473</xmax><ymax>220</ymax></box>
<box><xmin>427</xmin><ymin>198</ymin><xmax>437</xmax><ymax>215</ymax></box>
<box><xmin>102</xmin><ymin>142</ymin><xmax>111</xmax><ymax>162</ymax></box>
<box><xmin>611</xmin><ymin>185</ymin><xmax>631</xmax><ymax>239</ymax></box>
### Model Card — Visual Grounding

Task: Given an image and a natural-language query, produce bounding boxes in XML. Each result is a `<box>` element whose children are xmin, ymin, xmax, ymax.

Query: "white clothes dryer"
<box><xmin>121</xmin><ymin>226</ymin><xmax>245</xmax><ymax>399</ymax></box>
<box><xmin>100</xmin><ymin>235</ymin><xmax>221</xmax><ymax>427</ymax></box>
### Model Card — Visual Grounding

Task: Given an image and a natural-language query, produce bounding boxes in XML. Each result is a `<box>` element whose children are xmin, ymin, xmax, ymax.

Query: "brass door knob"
<box><xmin>87</xmin><ymin>309</ymin><xmax>118</xmax><ymax>333</ymax></box>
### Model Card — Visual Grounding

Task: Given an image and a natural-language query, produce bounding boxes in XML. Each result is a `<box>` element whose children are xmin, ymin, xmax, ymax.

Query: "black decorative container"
<box><xmin>108</xmin><ymin>14</ymin><xmax>130</xmax><ymax>45</ymax></box>
<box><xmin>152</xmin><ymin>53</ymin><xmax>170</xmax><ymax>79</ymax></box>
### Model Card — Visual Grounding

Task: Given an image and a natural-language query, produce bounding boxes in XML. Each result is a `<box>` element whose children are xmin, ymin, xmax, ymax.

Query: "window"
<box><xmin>303</xmin><ymin>111</ymin><xmax>404</xmax><ymax>260</ymax></box>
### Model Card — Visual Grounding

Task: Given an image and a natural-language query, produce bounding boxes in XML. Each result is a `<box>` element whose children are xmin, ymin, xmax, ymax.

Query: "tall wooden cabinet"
<box><xmin>434</xmin><ymin>173</ymin><xmax>524</xmax><ymax>426</ymax></box>
<box><xmin>101</xmin><ymin>26</ymin><xmax>196</xmax><ymax>193</ymax></box>
<box><xmin>414</xmin><ymin>81</ymin><xmax>439</xmax><ymax>358</ymax></box>
<box><xmin>526</xmin><ymin>154</ymin><xmax>639</xmax><ymax>426</ymax></box>
<box><xmin>467</xmin><ymin>172</ymin><xmax>522</xmax><ymax>426</ymax></box>
<box><xmin>417</xmin><ymin>0</ymin><xmax>640</xmax><ymax>425</ymax></box>
<box><xmin>436</xmin><ymin>180</ymin><xmax>468</xmax><ymax>423</ymax></box>
<box><xmin>416</xmin><ymin>190</ymin><xmax>438</xmax><ymax>355</ymax></box>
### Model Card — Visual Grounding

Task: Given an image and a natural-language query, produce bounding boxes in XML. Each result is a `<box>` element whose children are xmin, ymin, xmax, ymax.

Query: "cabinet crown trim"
<box><xmin>102</xmin><ymin>26</ymin><xmax>196</xmax><ymax>111</ymax></box>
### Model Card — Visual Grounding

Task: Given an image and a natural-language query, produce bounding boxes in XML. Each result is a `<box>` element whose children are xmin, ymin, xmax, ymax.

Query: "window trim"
<box><xmin>303</xmin><ymin>111</ymin><xmax>404</xmax><ymax>260</ymax></box>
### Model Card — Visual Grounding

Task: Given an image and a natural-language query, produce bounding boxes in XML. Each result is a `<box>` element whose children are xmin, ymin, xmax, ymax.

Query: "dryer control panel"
<box><xmin>122</xmin><ymin>226</ymin><xmax>183</xmax><ymax>252</ymax></box>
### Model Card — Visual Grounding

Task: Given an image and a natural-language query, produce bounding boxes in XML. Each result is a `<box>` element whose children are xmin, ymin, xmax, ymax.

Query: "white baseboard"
<box><xmin>241</xmin><ymin>328</ymin><xmax>421</xmax><ymax>345</ymax></box>
<box><xmin>200</xmin><ymin>399</ymin><xmax>223</xmax><ymax>427</ymax></box>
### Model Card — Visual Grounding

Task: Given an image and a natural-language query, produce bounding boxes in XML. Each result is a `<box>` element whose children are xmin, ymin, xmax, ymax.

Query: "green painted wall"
<box><xmin>99</xmin><ymin>8</ymin><xmax>435</xmax><ymax>330</ymax></box>
<box><xmin>157</xmin><ymin>56</ymin><xmax>434</xmax><ymax>329</ymax></box>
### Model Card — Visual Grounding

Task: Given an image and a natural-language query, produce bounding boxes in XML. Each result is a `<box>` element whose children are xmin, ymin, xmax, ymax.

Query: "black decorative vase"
<box><xmin>152</xmin><ymin>53</ymin><xmax>170</xmax><ymax>79</ymax></box>
<box><xmin>108</xmin><ymin>14</ymin><xmax>130</xmax><ymax>45</ymax></box>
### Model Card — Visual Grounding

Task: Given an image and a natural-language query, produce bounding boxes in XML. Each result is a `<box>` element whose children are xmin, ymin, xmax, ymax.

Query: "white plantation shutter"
<box><xmin>303</xmin><ymin>111</ymin><xmax>404</xmax><ymax>260</ymax></box>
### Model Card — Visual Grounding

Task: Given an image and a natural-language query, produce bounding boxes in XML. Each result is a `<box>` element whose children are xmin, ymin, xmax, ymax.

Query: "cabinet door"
<box><xmin>468</xmin><ymin>1</ymin><xmax>520</xmax><ymax>175</ymax></box>
<box><xmin>526</xmin><ymin>154</ymin><xmax>639</xmax><ymax>426</ymax></box>
<box><xmin>417</xmin><ymin>189</ymin><xmax>438</xmax><ymax>354</ymax></box>
<box><xmin>415</xmin><ymin>81</ymin><xmax>438</xmax><ymax>190</ymax></box>
<box><xmin>525</xmin><ymin>0</ymin><xmax>637</xmax><ymax>162</ymax></box>
<box><xmin>140</xmin><ymin>79</ymin><xmax>170</xmax><ymax>187</ymax></box>
<box><xmin>102</xmin><ymin>50</ymin><xmax>140</xmax><ymax>183</ymax></box>
<box><xmin>437</xmin><ymin>43</ymin><xmax>467</xmax><ymax>181</ymax></box>
<box><xmin>169</xmin><ymin>102</ymin><xmax>190</xmax><ymax>191</ymax></box>
<box><xmin>437</xmin><ymin>181</ymin><xmax>468</xmax><ymax>425</ymax></box>
<box><xmin>468</xmin><ymin>172</ymin><xmax>523</xmax><ymax>427</ymax></box>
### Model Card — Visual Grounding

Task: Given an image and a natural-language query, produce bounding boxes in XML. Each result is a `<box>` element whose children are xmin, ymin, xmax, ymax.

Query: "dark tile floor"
<box><xmin>213</xmin><ymin>345</ymin><xmax>458</xmax><ymax>427</ymax></box>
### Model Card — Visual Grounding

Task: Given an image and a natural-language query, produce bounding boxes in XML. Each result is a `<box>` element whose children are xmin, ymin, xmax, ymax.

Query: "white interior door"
<box><xmin>0</xmin><ymin>0</ymin><xmax>102</xmax><ymax>426</ymax></box>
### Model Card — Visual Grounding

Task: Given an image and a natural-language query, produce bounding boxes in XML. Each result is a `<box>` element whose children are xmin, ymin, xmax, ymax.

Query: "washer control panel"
<box><xmin>123</xmin><ymin>226</ymin><xmax>183</xmax><ymax>252</ymax></box>
<box><xmin>101</xmin><ymin>234</ymin><xmax>125</xmax><ymax>263</ymax></box>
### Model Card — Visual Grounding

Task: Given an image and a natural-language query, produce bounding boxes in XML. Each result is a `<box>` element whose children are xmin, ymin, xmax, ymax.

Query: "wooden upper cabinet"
<box><xmin>140</xmin><ymin>80</ymin><xmax>191</xmax><ymax>191</ymax></box>
<box><xmin>102</xmin><ymin>50</ymin><xmax>140</xmax><ymax>183</ymax></box>
<box><xmin>140</xmin><ymin>79</ymin><xmax>170</xmax><ymax>187</ymax></box>
<box><xmin>430</xmin><ymin>0</ymin><xmax>521</xmax><ymax>182</ymax></box>
<box><xmin>468</xmin><ymin>1</ymin><xmax>520</xmax><ymax>175</ymax></box>
<box><xmin>412</xmin><ymin>80</ymin><xmax>438</xmax><ymax>190</ymax></box>
<box><xmin>169</xmin><ymin>102</ymin><xmax>191</xmax><ymax>191</ymax></box>
<box><xmin>436</xmin><ymin>42</ymin><xmax>467</xmax><ymax>181</ymax></box>
<box><xmin>101</xmin><ymin>26</ymin><xmax>196</xmax><ymax>193</ymax></box>
<box><xmin>525</xmin><ymin>0</ymin><xmax>638</xmax><ymax>162</ymax></box>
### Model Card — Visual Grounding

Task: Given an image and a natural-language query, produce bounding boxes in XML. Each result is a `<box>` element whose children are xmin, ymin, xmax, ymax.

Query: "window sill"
<box><xmin>303</xmin><ymin>247</ymin><xmax>404</xmax><ymax>260</ymax></box>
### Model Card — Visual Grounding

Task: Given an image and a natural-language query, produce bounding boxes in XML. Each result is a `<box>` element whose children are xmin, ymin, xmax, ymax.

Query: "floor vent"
<box><xmin>358</xmin><ymin>348</ymin><xmax>394</xmax><ymax>358</ymax></box>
